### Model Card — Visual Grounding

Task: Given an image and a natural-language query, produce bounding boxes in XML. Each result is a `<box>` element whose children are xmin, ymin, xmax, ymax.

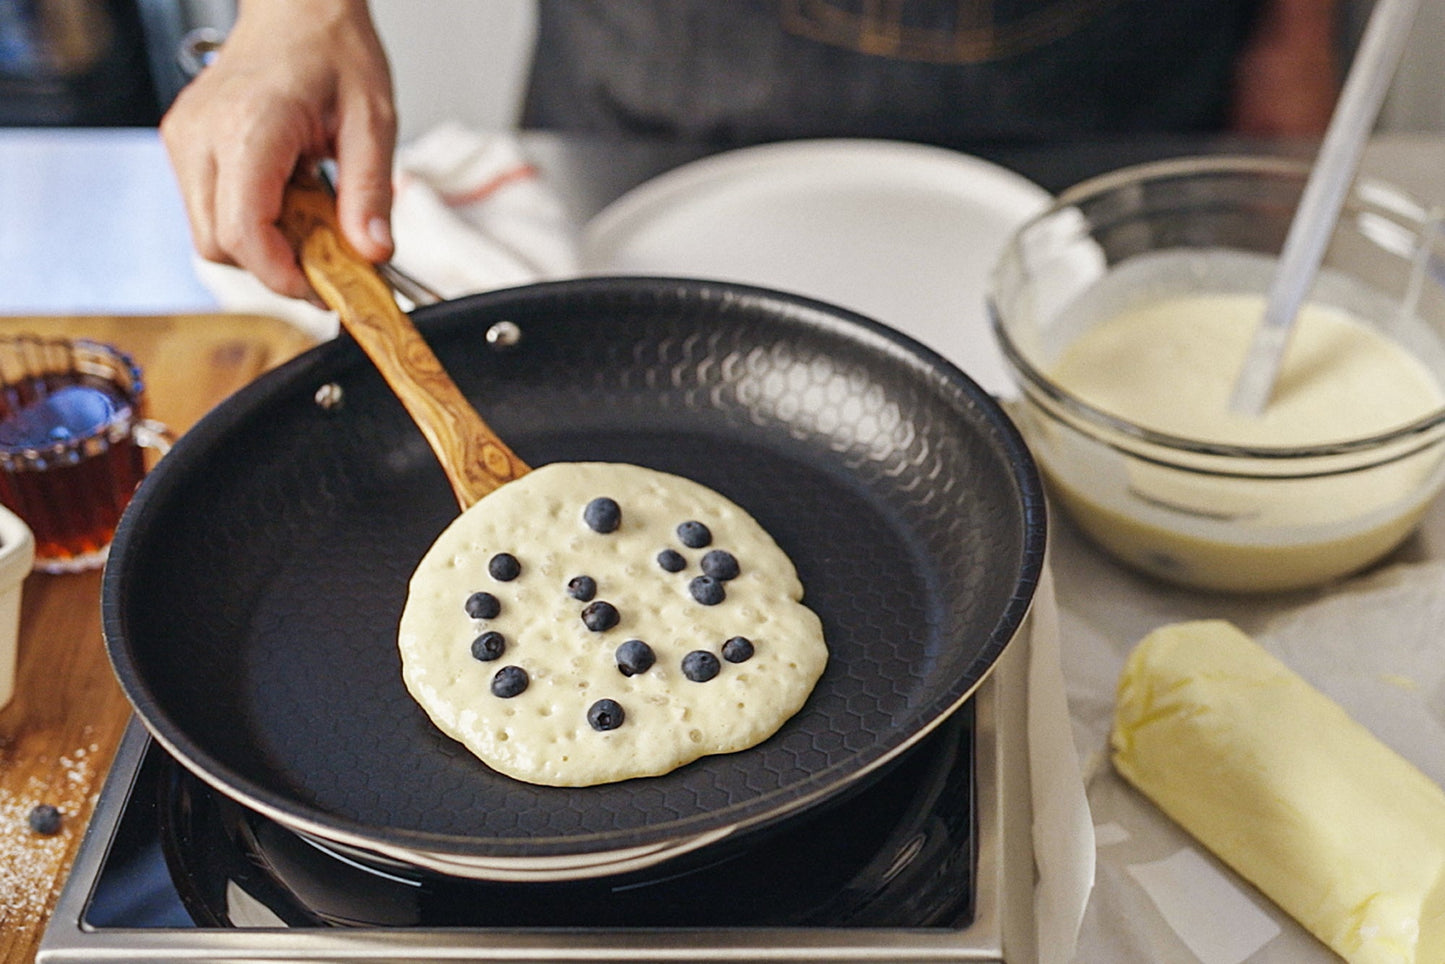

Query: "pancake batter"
<box><xmin>398</xmin><ymin>462</ymin><xmax>828</xmax><ymax>787</ymax></box>
<box><xmin>1052</xmin><ymin>292</ymin><xmax>1441</xmax><ymax>446</ymax></box>
<box><xmin>1040</xmin><ymin>291</ymin><xmax>1445</xmax><ymax>590</ymax></box>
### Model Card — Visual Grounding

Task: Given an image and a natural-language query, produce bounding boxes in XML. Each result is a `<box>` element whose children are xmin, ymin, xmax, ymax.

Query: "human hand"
<box><xmin>160</xmin><ymin>0</ymin><xmax>397</xmax><ymax>300</ymax></box>
<box><xmin>1230</xmin><ymin>0</ymin><xmax>1339</xmax><ymax>137</ymax></box>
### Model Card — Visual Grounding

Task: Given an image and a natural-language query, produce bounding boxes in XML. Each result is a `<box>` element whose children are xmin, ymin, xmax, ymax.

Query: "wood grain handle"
<box><xmin>277</xmin><ymin>171</ymin><xmax>528</xmax><ymax>508</ymax></box>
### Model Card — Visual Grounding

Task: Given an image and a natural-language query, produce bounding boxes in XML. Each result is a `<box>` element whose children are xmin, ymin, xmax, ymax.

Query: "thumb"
<box><xmin>333</xmin><ymin>133</ymin><xmax>395</xmax><ymax>264</ymax></box>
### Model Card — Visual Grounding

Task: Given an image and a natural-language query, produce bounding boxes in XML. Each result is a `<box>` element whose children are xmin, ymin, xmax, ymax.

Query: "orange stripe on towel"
<box><xmin>439</xmin><ymin>164</ymin><xmax>540</xmax><ymax>207</ymax></box>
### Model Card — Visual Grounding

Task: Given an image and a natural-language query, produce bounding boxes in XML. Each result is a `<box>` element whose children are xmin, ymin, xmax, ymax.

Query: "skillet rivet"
<box><xmin>486</xmin><ymin>321</ymin><xmax>522</xmax><ymax>349</ymax></box>
<box><xmin>314</xmin><ymin>382</ymin><xmax>345</xmax><ymax>411</ymax></box>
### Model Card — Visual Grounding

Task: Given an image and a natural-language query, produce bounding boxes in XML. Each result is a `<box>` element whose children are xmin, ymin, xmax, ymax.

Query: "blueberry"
<box><xmin>587</xmin><ymin>698</ymin><xmax>626</xmax><ymax>731</ymax></box>
<box><xmin>27</xmin><ymin>804</ymin><xmax>62</xmax><ymax>836</ymax></box>
<box><xmin>491</xmin><ymin>665</ymin><xmax>529</xmax><ymax>698</ymax></box>
<box><xmin>700</xmin><ymin>549</ymin><xmax>740</xmax><ymax>581</ymax></box>
<box><xmin>581</xmin><ymin>600</ymin><xmax>620</xmax><ymax>632</ymax></box>
<box><xmin>615</xmin><ymin>638</ymin><xmax>656</xmax><ymax>677</ymax></box>
<box><xmin>688</xmin><ymin>575</ymin><xmax>725</xmax><ymax>606</ymax></box>
<box><xmin>656</xmin><ymin>548</ymin><xmax>686</xmax><ymax>573</ymax></box>
<box><xmin>676</xmin><ymin>520</ymin><xmax>711</xmax><ymax>548</ymax></box>
<box><xmin>584</xmin><ymin>497</ymin><xmax>621</xmax><ymax>533</ymax></box>
<box><xmin>681</xmin><ymin>650</ymin><xmax>721</xmax><ymax>682</ymax></box>
<box><xmin>465</xmin><ymin>591</ymin><xmax>501</xmax><ymax>619</ymax></box>
<box><xmin>488</xmin><ymin>552</ymin><xmax>521</xmax><ymax>581</ymax></box>
<box><xmin>470</xmin><ymin>630</ymin><xmax>506</xmax><ymax>661</ymax></box>
<box><xmin>567</xmin><ymin>574</ymin><xmax>597</xmax><ymax>602</ymax></box>
<box><xmin>722</xmin><ymin>635</ymin><xmax>755</xmax><ymax>663</ymax></box>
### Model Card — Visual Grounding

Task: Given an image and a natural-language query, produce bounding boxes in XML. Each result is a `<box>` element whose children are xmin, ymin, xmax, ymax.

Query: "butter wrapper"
<box><xmin>1111</xmin><ymin>620</ymin><xmax>1445</xmax><ymax>964</ymax></box>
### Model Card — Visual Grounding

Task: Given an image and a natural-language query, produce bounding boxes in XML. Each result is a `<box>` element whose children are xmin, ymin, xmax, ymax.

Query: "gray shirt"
<box><xmin>521</xmin><ymin>0</ymin><xmax>1262</xmax><ymax>148</ymax></box>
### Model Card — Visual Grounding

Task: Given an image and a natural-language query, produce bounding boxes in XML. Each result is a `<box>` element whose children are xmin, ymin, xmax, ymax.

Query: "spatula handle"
<box><xmin>277</xmin><ymin>170</ymin><xmax>528</xmax><ymax>508</ymax></box>
<box><xmin>1228</xmin><ymin>0</ymin><xmax>1423</xmax><ymax>415</ymax></box>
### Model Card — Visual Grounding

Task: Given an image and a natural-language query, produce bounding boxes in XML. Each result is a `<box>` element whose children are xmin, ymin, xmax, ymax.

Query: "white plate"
<box><xmin>582</xmin><ymin>139</ymin><xmax>1051</xmax><ymax>397</ymax></box>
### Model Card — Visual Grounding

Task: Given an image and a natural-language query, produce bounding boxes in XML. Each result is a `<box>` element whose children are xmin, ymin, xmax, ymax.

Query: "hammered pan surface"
<box><xmin>103</xmin><ymin>278</ymin><xmax>1044</xmax><ymax>859</ymax></box>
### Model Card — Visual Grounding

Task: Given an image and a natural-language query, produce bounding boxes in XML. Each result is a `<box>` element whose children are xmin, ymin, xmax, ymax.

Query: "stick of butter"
<box><xmin>1111</xmin><ymin>620</ymin><xmax>1445</xmax><ymax>964</ymax></box>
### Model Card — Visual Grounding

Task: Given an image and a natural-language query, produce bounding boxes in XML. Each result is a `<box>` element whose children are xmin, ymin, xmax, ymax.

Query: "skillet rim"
<box><xmin>101</xmin><ymin>276</ymin><xmax>1047</xmax><ymax>864</ymax></box>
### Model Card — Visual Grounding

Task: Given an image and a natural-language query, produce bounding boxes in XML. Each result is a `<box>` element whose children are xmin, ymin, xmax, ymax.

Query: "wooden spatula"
<box><xmin>277</xmin><ymin>170</ymin><xmax>529</xmax><ymax>510</ymax></box>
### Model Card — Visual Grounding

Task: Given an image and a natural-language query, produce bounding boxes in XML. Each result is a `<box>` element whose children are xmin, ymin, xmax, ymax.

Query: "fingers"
<box><xmin>161</xmin><ymin>79</ymin><xmax>315</xmax><ymax>300</ymax></box>
<box><xmin>159</xmin><ymin>87</ymin><xmax>227</xmax><ymax>265</ymax></box>
<box><xmin>163</xmin><ymin>92</ymin><xmax>394</xmax><ymax>301</ymax></box>
<box><xmin>333</xmin><ymin>68</ymin><xmax>398</xmax><ymax>264</ymax></box>
<box><xmin>160</xmin><ymin>114</ymin><xmax>221</xmax><ymax>262</ymax></box>
<box><xmin>158</xmin><ymin>0</ymin><xmax>397</xmax><ymax>301</ymax></box>
<box><xmin>214</xmin><ymin>128</ymin><xmax>314</xmax><ymax>301</ymax></box>
<box><xmin>333</xmin><ymin>125</ymin><xmax>397</xmax><ymax>265</ymax></box>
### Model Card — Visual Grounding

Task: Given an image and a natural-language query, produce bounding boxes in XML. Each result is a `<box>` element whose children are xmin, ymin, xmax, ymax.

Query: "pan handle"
<box><xmin>377</xmin><ymin>260</ymin><xmax>443</xmax><ymax>308</ymax></box>
<box><xmin>276</xmin><ymin>168</ymin><xmax>530</xmax><ymax>509</ymax></box>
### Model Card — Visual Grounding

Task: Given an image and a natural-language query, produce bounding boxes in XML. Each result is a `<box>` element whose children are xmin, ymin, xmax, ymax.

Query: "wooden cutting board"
<box><xmin>0</xmin><ymin>313</ymin><xmax>315</xmax><ymax>963</ymax></box>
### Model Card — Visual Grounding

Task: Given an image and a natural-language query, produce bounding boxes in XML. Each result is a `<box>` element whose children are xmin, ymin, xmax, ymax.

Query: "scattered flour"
<box><xmin>0</xmin><ymin>741</ymin><xmax>100</xmax><ymax>931</ymax></box>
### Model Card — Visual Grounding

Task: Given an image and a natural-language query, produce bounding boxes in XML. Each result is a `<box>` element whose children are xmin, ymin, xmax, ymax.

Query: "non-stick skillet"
<box><xmin>103</xmin><ymin>272</ymin><xmax>1044</xmax><ymax>880</ymax></box>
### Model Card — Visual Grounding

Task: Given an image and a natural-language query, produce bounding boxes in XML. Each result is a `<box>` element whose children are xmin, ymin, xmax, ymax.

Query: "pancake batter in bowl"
<box><xmin>398</xmin><ymin>462</ymin><xmax>828</xmax><ymax>787</ymax></box>
<box><xmin>1040</xmin><ymin>291</ymin><xmax>1445</xmax><ymax>591</ymax></box>
<box><xmin>1052</xmin><ymin>292</ymin><xmax>1441</xmax><ymax>448</ymax></box>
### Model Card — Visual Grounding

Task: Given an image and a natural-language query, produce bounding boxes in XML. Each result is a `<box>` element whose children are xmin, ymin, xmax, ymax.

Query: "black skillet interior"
<box><xmin>103</xmin><ymin>277</ymin><xmax>1045</xmax><ymax>860</ymax></box>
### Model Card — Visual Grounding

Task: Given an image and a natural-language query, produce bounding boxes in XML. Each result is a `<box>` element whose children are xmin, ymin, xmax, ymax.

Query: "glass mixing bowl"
<box><xmin>989</xmin><ymin>155</ymin><xmax>1445</xmax><ymax>593</ymax></box>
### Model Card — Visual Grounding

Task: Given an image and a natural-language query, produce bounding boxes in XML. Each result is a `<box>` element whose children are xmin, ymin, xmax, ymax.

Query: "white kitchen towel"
<box><xmin>1028</xmin><ymin>564</ymin><xmax>1096</xmax><ymax>963</ymax></box>
<box><xmin>194</xmin><ymin>122</ymin><xmax>581</xmax><ymax>338</ymax></box>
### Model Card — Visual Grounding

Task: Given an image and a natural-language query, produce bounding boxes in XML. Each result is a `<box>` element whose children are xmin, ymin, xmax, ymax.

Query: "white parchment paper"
<box><xmin>1055</xmin><ymin>509</ymin><xmax>1445</xmax><ymax>963</ymax></box>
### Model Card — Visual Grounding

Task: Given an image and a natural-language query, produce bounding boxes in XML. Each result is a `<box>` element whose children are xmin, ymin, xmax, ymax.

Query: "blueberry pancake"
<box><xmin>397</xmin><ymin>462</ymin><xmax>829</xmax><ymax>787</ymax></box>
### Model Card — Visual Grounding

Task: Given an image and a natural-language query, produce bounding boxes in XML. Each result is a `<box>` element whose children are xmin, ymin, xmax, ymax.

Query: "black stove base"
<box><xmin>41</xmin><ymin>664</ymin><xmax>1019</xmax><ymax>962</ymax></box>
<box><xmin>159</xmin><ymin>704</ymin><xmax>973</xmax><ymax>930</ymax></box>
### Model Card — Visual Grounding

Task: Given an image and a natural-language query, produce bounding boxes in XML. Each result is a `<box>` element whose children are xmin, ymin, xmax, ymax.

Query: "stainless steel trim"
<box><xmin>377</xmin><ymin>261</ymin><xmax>444</xmax><ymax>307</ymax></box>
<box><xmin>40</xmin><ymin>665</ymin><xmax>1013</xmax><ymax>962</ymax></box>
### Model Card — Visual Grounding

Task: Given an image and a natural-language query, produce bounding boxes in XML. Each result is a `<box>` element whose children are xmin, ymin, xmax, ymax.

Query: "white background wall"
<box><xmin>368</xmin><ymin>0</ymin><xmax>537</xmax><ymax>144</ymax></box>
<box><xmin>1375</xmin><ymin>0</ymin><xmax>1445</xmax><ymax>131</ymax></box>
